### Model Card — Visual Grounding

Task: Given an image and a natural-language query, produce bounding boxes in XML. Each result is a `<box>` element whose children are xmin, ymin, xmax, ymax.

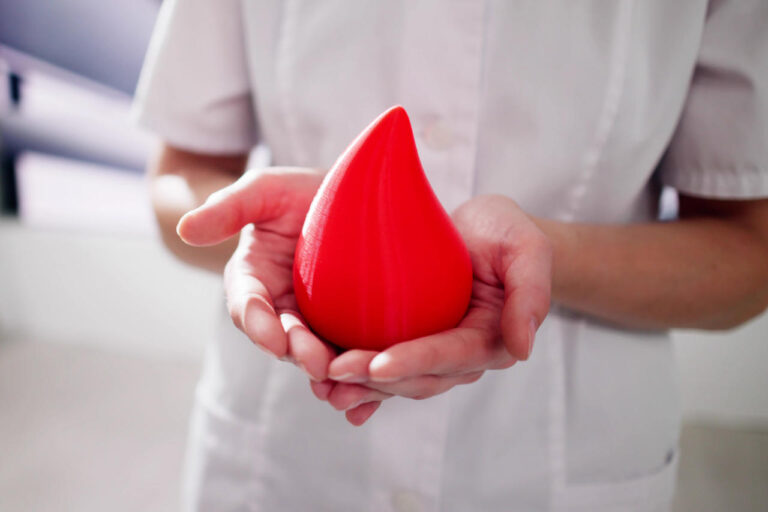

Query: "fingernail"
<box><xmin>527</xmin><ymin>317</ymin><xmax>538</xmax><ymax>359</ymax></box>
<box><xmin>369</xmin><ymin>375</ymin><xmax>399</xmax><ymax>383</ymax></box>
<box><xmin>297</xmin><ymin>361</ymin><xmax>322</xmax><ymax>382</ymax></box>
<box><xmin>369</xmin><ymin>354</ymin><xmax>399</xmax><ymax>382</ymax></box>
<box><xmin>244</xmin><ymin>306</ymin><xmax>279</xmax><ymax>358</ymax></box>
<box><xmin>329</xmin><ymin>372</ymin><xmax>366</xmax><ymax>383</ymax></box>
<box><xmin>203</xmin><ymin>191</ymin><xmax>220</xmax><ymax>205</ymax></box>
<box><xmin>310</xmin><ymin>380</ymin><xmax>333</xmax><ymax>401</ymax></box>
<box><xmin>175</xmin><ymin>218</ymin><xmax>186</xmax><ymax>239</ymax></box>
<box><xmin>254</xmin><ymin>343</ymin><xmax>278</xmax><ymax>358</ymax></box>
<box><xmin>345</xmin><ymin>399</ymin><xmax>366</xmax><ymax>411</ymax></box>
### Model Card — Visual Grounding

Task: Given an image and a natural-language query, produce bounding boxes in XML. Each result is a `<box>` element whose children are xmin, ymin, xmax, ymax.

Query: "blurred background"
<box><xmin>0</xmin><ymin>1</ymin><xmax>765</xmax><ymax>511</ymax></box>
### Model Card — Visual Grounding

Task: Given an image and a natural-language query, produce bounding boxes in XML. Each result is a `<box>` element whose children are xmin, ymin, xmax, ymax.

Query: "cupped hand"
<box><xmin>178</xmin><ymin>167</ymin><xmax>390</xmax><ymax>426</ymax></box>
<box><xmin>180</xmin><ymin>182</ymin><xmax>552</xmax><ymax>427</ymax></box>
<box><xmin>178</xmin><ymin>168</ymin><xmax>379</xmax><ymax>410</ymax></box>
<box><xmin>320</xmin><ymin>195</ymin><xmax>553</xmax><ymax>422</ymax></box>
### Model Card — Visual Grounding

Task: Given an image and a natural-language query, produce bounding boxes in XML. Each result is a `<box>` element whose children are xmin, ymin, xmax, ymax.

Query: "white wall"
<box><xmin>674</xmin><ymin>320</ymin><xmax>768</xmax><ymax>427</ymax></box>
<box><xmin>0</xmin><ymin>220</ymin><xmax>220</xmax><ymax>360</ymax></box>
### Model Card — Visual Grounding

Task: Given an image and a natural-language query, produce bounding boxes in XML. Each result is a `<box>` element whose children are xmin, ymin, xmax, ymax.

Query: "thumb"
<box><xmin>498</xmin><ymin>227</ymin><xmax>553</xmax><ymax>360</ymax></box>
<box><xmin>177</xmin><ymin>169</ymin><xmax>272</xmax><ymax>247</ymax></box>
<box><xmin>178</xmin><ymin>167</ymin><xmax>323</xmax><ymax>247</ymax></box>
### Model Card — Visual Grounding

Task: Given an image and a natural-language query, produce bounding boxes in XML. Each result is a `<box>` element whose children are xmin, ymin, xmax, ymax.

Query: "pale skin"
<box><xmin>152</xmin><ymin>143</ymin><xmax>768</xmax><ymax>426</ymax></box>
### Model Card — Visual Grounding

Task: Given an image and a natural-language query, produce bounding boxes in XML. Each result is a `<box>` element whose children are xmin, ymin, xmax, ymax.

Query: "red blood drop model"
<box><xmin>293</xmin><ymin>106</ymin><xmax>473</xmax><ymax>351</ymax></box>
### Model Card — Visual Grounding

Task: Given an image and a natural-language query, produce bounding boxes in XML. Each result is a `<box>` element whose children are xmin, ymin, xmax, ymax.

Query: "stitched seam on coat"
<box><xmin>274</xmin><ymin>0</ymin><xmax>305</xmax><ymax>166</ymax></box>
<box><xmin>561</xmin><ymin>1</ymin><xmax>635</xmax><ymax>223</ymax></box>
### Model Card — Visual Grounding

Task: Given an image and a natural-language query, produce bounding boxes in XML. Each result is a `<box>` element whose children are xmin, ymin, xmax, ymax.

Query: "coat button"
<box><xmin>422</xmin><ymin>119</ymin><xmax>455</xmax><ymax>151</ymax></box>
<box><xmin>391</xmin><ymin>489</ymin><xmax>423</xmax><ymax>512</ymax></box>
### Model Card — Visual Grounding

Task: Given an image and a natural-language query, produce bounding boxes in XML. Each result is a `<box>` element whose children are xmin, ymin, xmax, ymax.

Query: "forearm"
<box><xmin>535</xmin><ymin>214</ymin><xmax>768</xmax><ymax>330</ymax></box>
<box><xmin>149</xmin><ymin>144</ymin><xmax>248</xmax><ymax>274</ymax></box>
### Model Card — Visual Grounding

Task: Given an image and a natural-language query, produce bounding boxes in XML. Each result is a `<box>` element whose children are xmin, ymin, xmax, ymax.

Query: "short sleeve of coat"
<box><xmin>132</xmin><ymin>0</ymin><xmax>257</xmax><ymax>154</ymax></box>
<box><xmin>658</xmin><ymin>0</ymin><xmax>768</xmax><ymax>199</ymax></box>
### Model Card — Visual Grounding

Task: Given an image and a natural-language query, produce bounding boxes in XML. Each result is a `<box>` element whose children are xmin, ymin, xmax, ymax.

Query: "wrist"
<box><xmin>530</xmin><ymin>216</ymin><xmax>576</xmax><ymax>304</ymax></box>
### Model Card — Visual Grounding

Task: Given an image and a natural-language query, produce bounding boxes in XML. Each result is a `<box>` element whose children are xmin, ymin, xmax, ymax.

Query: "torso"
<box><xmin>192</xmin><ymin>2</ymin><xmax>706</xmax><ymax>510</ymax></box>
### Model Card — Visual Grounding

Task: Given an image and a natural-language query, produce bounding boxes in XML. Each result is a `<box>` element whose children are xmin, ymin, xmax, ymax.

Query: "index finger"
<box><xmin>224</xmin><ymin>242</ymin><xmax>287</xmax><ymax>358</ymax></box>
<box><xmin>281</xmin><ymin>312</ymin><xmax>337</xmax><ymax>381</ymax></box>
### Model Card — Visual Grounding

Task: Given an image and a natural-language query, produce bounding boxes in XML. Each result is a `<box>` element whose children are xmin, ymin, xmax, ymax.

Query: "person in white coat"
<box><xmin>134</xmin><ymin>1</ymin><xmax>768</xmax><ymax>511</ymax></box>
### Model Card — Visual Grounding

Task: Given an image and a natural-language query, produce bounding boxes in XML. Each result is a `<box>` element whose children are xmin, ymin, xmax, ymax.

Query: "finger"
<box><xmin>225</xmin><ymin>252</ymin><xmax>287</xmax><ymax>358</ymax></box>
<box><xmin>327</xmin><ymin>383</ymin><xmax>392</xmax><ymax>411</ymax></box>
<box><xmin>345</xmin><ymin>401</ymin><xmax>382</xmax><ymax>427</ymax></box>
<box><xmin>499</xmin><ymin>229</ymin><xmax>552</xmax><ymax>360</ymax></box>
<box><xmin>327</xmin><ymin>350</ymin><xmax>379</xmax><ymax>383</ymax></box>
<box><xmin>177</xmin><ymin>171</ymin><xmax>264</xmax><ymax>246</ymax></box>
<box><xmin>310</xmin><ymin>380</ymin><xmax>335</xmax><ymax>401</ymax></box>
<box><xmin>367</xmin><ymin>311</ymin><xmax>502</xmax><ymax>382</ymax></box>
<box><xmin>177</xmin><ymin>168</ymin><xmax>323</xmax><ymax>246</ymax></box>
<box><xmin>364</xmin><ymin>371</ymin><xmax>484</xmax><ymax>400</ymax></box>
<box><xmin>282</xmin><ymin>312</ymin><xmax>336</xmax><ymax>382</ymax></box>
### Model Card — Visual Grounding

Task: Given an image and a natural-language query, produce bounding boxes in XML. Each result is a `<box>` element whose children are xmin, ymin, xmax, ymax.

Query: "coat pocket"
<box><xmin>181</xmin><ymin>395</ymin><xmax>264</xmax><ymax>512</ymax></box>
<box><xmin>551</xmin><ymin>450</ymin><xmax>679</xmax><ymax>512</ymax></box>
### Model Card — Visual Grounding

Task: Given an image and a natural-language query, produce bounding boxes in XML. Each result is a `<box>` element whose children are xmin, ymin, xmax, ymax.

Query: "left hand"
<box><xmin>315</xmin><ymin>195</ymin><xmax>553</xmax><ymax>425</ymax></box>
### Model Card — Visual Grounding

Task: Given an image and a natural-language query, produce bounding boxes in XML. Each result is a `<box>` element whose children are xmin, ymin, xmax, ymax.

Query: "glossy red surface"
<box><xmin>293</xmin><ymin>106</ymin><xmax>473</xmax><ymax>350</ymax></box>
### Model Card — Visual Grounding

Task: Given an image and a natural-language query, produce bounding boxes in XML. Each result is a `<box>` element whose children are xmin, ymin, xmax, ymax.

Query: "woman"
<box><xmin>135</xmin><ymin>1</ymin><xmax>768</xmax><ymax>510</ymax></box>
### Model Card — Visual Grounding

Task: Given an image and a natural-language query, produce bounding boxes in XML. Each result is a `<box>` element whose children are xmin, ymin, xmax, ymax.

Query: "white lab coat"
<box><xmin>134</xmin><ymin>1</ymin><xmax>768</xmax><ymax>510</ymax></box>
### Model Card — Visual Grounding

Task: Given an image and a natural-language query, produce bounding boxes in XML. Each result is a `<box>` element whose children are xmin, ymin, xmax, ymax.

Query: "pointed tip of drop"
<box><xmin>384</xmin><ymin>104</ymin><xmax>407</xmax><ymax>117</ymax></box>
<box><xmin>378</xmin><ymin>105</ymin><xmax>409</xmax><ymax>125</ymax></box>
<box><xmin>328</xmin><ymin>104</ymin><xmax>420</xmax><ymax>183</ymax></box>
<box><xmin>341</xmin><ymin>105</ymin><xmax>415</xmax><ymax>158</ymax></box>
<box><xmin>366</xmin><ymin>105</ymin><xmax>414</xmax><ymax>145</ymax></box>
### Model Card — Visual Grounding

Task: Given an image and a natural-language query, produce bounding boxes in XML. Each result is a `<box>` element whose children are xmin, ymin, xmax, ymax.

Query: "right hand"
<box><xmin>178</xmin><ymin>167</ymin><xmax>389</xmax><ymax>425</ymax></box>
<box><xmin>177</xmin><ymin>168</ymin><xmax>332</xmax><ymax>368</ymax></box>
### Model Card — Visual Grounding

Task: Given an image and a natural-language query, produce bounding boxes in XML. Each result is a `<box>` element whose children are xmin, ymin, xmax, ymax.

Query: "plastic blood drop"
<box><xmin>293</xmin><ymin>106</ymin><xmax>473</xmax><ymax>351</ymax></box>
